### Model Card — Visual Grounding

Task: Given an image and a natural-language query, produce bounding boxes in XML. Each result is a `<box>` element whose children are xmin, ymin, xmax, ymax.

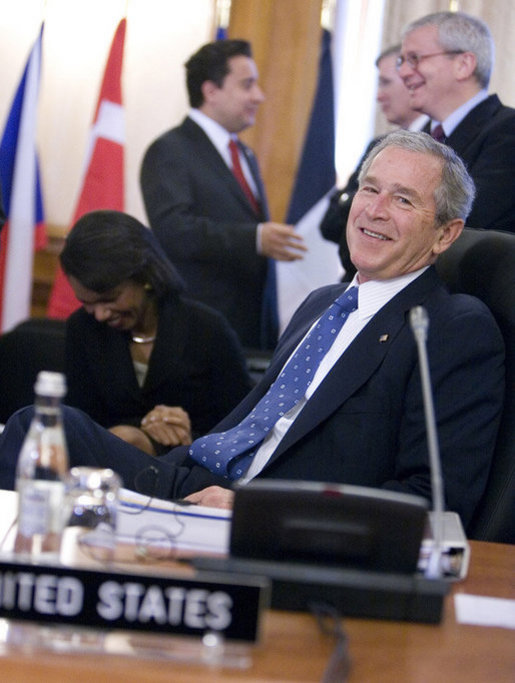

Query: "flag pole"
<box><xmin>321</xmin><ymin>0</ymin><xmax>336</xmax><ymax>31</ymax></box>
<box><xmin>215</xmin><ymin>0</ymin><xmax>232</xmax><ymax>39</ymax></box>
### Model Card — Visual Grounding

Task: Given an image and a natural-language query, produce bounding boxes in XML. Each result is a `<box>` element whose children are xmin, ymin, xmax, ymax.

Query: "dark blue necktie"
<box><xmin>188</xmin><ymin>286</ymin><xmax>359</xmax><ymax>479</ymax></box>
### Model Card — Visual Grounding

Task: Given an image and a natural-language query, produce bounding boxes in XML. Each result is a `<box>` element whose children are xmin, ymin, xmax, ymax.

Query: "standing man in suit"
<box><xmin>0</xmin><ymin>131</ymin><xmax>505</xmax><ymax>531</ymax></box>
<box><xmin>321</xmin><ymin>44</ymin><xmax>429</xmax><ymax>275</ymax></box>
<box><xmin>397</xmin><ymin>11</ymin><xmax>515</xmax><ymax>232</ymax></box>
<box><xmin>140</xmin><ymin>40</ymin><xmax>306</xmax><ymax>351</ymax></box>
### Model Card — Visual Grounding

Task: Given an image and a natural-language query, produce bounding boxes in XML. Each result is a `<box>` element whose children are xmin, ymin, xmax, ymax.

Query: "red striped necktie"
<box><xmin>228</xmin><ymin>138</ymin><xmax>260</xmax><ymax>215</ymax></box>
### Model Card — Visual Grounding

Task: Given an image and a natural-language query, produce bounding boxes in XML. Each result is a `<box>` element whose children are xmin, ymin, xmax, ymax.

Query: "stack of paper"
<box><xmin>116</xmin><ymin>489</ymin><xmax>231</xmax><ymax>557</ymax></box>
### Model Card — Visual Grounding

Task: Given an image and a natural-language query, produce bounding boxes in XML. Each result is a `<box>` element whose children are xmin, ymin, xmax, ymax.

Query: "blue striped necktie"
<box><xmin>188</xmin><ymin>286</ymin><xmax>359</xmax><ymax>479</ymax></box>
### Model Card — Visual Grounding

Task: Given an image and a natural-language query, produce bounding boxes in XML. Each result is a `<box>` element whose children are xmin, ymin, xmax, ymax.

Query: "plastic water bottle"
<box><xmin>14</xmin><ymin>371</ymin><xmax>69</xmax><ymax>560</ymax></box>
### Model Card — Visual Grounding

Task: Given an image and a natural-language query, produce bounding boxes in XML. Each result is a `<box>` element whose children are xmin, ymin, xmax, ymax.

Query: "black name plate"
<box><xmin>0</xmin><ymin>558</ymin><xmax>269</xmax><ymax>642</ymax></box>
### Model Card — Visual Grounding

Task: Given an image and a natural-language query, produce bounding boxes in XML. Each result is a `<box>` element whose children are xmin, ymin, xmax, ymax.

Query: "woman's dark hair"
<box><xmin>60</xmin><ymin>210</ymin><xmax>184</xmax><ymax>299</ymax></box>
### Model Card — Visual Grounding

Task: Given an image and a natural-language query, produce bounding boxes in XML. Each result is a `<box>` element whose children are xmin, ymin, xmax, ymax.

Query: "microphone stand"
<box><xmin>410</xmin><ymin>306</ymin><xmax>444</xmax><ymax>579</ymax></box>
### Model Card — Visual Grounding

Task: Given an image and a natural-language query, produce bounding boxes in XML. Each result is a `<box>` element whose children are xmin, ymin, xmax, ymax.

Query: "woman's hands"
<box><xmin>140</xmin><ymin>405</ymin><xmax>192</xmax><ymax>447</ymax></box>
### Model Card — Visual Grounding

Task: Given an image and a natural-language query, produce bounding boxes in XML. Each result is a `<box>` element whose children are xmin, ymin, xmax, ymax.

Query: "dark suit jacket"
<box><xmin>0</xmin><ymin>269</ymin><xmax>504</xmax><ymax>531</ymax></box>
<box><xmin>64</xmin><ymin>294</ymin><xmax>253</xmax><ymax>438</ymax></box>
<box><xmin>163</xmin><ymin>267</ymin><xmax>505</xmax><ymax>529</ymax></box>
<box><xmin>140</xmin><ymin>116</ymin><xmax>270</xmax><ymax>349</ymax></box>
<box><xmin>439</xmin><ymin>95</ymin><xmax>515</xmax><ymax>232</ymax></box>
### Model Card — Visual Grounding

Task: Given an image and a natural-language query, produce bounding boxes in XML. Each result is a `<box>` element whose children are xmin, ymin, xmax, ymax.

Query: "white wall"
<box><xmin>0</xmin><ymin>0</ymin><xmax>214</xmax><ymax>228</ymax></box>
<box><xmin>1</xmin><ymin>0</ymin><xmax>512</xmax><ymax>230</ymax></box>
<box><xmin>332</xmin><ymin>0</ymin><xmax>385</xmax><ymax>186</ymax></box>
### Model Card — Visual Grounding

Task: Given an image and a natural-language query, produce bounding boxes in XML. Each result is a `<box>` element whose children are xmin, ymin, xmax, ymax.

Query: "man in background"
<box><xmin>320</xmin><ymin>45</ymin><xmax>428</xmax><ymax>275</ymax></box>
<box><xmin>376</xmin><ymin>44</ymin><xmax>429</xmax><ymax>133</ymax></box>
<box><xmin>398</xmin><ymin>10</ymin><xmax>515</xmax><ymax>232</ymax></box>
<box><xmin>140</xmin><ymin>40</ymin><xmax>306</xmax><ymax>351</ymax></box>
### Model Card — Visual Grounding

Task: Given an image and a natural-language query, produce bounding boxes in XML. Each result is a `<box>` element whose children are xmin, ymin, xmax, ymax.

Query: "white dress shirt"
<box><xmin>187</xmin><ymin>108</ymin><xmax>259</xmax><ymax>194</ymax></box>
<box><xmin>188</xmin><ymin>108</ymin><xmax>262</xmax><ymax>250</ymax></box>
<box><xmin>409</xmin><ymin>114</ymin><xmax>430</xmax><ymax>132</ymax></box>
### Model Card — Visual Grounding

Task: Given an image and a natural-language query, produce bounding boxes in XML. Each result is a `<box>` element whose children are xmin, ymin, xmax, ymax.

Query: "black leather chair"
<box><xmin>0</xmin><ymin>318</ymin><xmax>66</xmax><ymax>424</ymax></box>
<box><xmin>436</xmin><ymin>228</ymin><xmax>515</xmax><ymax>544</ymax></box>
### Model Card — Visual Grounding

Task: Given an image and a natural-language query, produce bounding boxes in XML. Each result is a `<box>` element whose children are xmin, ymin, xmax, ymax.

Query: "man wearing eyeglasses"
<box><xmin>397</xmin><ymin>11</ymin><xmax>515</xmax><ymax>233</ymax></box>
<box><xmin>320</xmin><ymin>45</ymin><xmax>429</xmax><ymax>277</ymax></box>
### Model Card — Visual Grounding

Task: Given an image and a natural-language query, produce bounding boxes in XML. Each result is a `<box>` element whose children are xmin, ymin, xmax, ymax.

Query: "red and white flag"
<box><xmin>47</xmin><ymin>18</ymin><xmax>126</xmax><ymax>318</ymax></box>
<box><xmin>0</xmin><ymin>25</ymin><xmax>47</xmax><ymax>333</ymax></box>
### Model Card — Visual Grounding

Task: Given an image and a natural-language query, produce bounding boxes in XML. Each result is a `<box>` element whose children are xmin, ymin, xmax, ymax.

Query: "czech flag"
<box><xmin>0</xmin><ymin>24</ymin><xmax>46</xmax><ymax>333</ymax></box>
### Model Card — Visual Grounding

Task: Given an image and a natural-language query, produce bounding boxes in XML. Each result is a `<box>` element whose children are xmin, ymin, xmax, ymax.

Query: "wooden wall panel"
<box><xmin>228</xmin><ymin>0</ymin><xmax>323</xmax><ymax>222</ymax></box>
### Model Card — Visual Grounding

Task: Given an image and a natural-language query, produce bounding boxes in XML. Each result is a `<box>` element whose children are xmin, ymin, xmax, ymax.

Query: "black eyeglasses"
<box><xmin>396</xmin><ymin>50</ymin><xmax>464</xmax><ymax>70</ymax></box>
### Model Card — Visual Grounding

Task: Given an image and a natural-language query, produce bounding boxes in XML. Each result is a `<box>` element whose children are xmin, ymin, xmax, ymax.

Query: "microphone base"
<box><xmin>419</xmin><ymin>511</ymin><xmax>470</xmax><ymax>580</ymax></box>
<box><xmin>193</xmin><ymin>556</ymin><xmax>449</xmax><ymax>624</ymax></box>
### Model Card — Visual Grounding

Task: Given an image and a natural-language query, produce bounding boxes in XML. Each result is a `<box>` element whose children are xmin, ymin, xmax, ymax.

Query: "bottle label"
<box><xmin>18</xmin><ymin>481</ymin><xmax>64</xmax><ymax>536</ymax></box>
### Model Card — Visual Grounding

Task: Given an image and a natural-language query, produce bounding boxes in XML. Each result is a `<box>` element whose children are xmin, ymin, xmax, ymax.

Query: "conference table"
<box><xmin>0</xmin><ymin>535</ymin><xmax>512</xmax><ymax>682</ymax></box>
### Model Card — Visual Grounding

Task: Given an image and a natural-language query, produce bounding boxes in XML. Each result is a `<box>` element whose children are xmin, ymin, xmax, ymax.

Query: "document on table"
<box><xmin>0</xmin><ymin>489</ymin><xmax>17</xmax><ymax>553</ymax></box>
<box><xmin>454</xmin><ymin>594</ymin><xmax>515</xmax><ymax>630</ymax></box>
<box><xmin>116</xmin><ymin>488</ymin><xmax>231</xmax><ymax>556</ymax></box>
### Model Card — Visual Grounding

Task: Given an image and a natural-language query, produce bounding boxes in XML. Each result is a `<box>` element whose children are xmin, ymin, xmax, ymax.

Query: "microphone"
<box><xmin>409</xmin><ymin>306</ymin><xmax>444</xmax><ymax>579</ymax></box>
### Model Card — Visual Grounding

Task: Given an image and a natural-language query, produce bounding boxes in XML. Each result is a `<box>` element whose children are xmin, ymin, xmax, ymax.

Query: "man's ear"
<box><xmin>454</xmin><ymin>51</ymin><xmax>477</xmax><ymax>82</ymax></box>
<box><xmin>434</xmin><ymin>218</ymin><xmax>464</xmax><ymax>255</ymax></box>
<box><xmin>201</xmin><ymin>80</ymin><xmax>218</xmax><ymax>103</ymax></box>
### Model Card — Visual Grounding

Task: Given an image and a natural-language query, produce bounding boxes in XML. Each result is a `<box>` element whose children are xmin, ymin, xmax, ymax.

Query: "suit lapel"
<box><xmin>182</xmin><ymin>117</ymin><xmax>265</xmax><ymax>219</ymax></box>
<box><xmin>142</xmin><ymin>297</ymin><xmax>185</xmax><ymax>393</ymax></box>
<box><xmin>181</xmin><ymin>118</ymin><xmax>233</xmax><ymax>179</ymax></box>
<box><xmin>446</xmin><ymin>95</ymin><xmax>500</xmax><ymax>157</ymax></box>
<box><xmin>264</xmin><ymin>269</ymin><xmax>442</xmax><ymax>464</ymax></box>
<box><xmin>239</xmin><ymin>143</ymin><xmax>269</xmax><ymax>220</ymax></box>
<box><xmin>96</xmin><ymin>327</ymin><xmax>143</xmax><ymax>400</ymax></box>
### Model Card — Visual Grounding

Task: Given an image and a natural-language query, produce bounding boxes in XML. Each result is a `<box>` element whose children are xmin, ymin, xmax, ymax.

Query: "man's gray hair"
<box><xmin>358</xmin><ymin>130</ymin><xmax>476</xmax><ymax>224</ymax></box>
<box><xmin>402</xmin><ymin>11</ymin><xmax>494</xmax><ymax>89</ymax></box>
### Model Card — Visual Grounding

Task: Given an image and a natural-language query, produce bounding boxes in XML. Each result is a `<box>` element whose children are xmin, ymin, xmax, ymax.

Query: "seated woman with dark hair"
<box><xmin>60</xmin><ymin>210</ymin><xmax>253</xmax><ymax>456</ymax></box>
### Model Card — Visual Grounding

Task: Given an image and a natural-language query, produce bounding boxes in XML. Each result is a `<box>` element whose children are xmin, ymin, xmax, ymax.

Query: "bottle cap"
<box><xmin>34</xmin><ymin>371</ymin><xmax>67</xmax><ymax>398</ymax></box>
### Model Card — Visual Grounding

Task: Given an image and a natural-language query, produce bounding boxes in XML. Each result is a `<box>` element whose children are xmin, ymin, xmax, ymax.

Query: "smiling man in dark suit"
<box><xmin>140</xmin><ymin>40</ymin><xmax>306</xmax><ymax>350</ymax></box>
<box><xmin>397</xmin><ymin>11</ymin><xmax>515</xmax><ymax>233</ymax></box>
<box><xmin>0</xmin><ymin>131</ymin><xmax>505</xmax><ymax>531</ymax></box>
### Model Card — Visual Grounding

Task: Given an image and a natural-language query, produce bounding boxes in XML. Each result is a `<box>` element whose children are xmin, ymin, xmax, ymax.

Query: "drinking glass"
<box><xmin>62</xmin><ymin>467</ymin><xmax>121</xmax><ymax>563</ymax></box>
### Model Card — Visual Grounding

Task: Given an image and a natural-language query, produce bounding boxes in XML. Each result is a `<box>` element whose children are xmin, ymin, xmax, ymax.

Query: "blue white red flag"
<box><xmin>275</xmin><ymin>28</ymin><xmax>343</xmax><ymax>335</ymax></box>
<box><xmin>0</xmin><ymin>25</ymin><xmax>46</xmax><ymax>333</ymax></box>
<box><xmin>47</xmin><ymin>18</ymin><xmax>126</xmax><ymax>318</ymax></box>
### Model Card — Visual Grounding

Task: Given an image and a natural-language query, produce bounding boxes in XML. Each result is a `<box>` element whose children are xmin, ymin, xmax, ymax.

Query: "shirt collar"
<box><xmin>349</xmin><ymin>267</ymin><xmax>429</xmax><ymax>320</ymax></box>
<box><xmin>408</xmin><ymin>114</ymin><xmax>430</xmax><ymax>132</ymax></box>
<box><xmin>435</xmin><ymin>90</ymin><xmax>489</xmax><ymax>137</ymax></box>
<box><xmin>188</xmin><ymin>108</ymin><xmax>233</xmax><ymax>166</ymax></box>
